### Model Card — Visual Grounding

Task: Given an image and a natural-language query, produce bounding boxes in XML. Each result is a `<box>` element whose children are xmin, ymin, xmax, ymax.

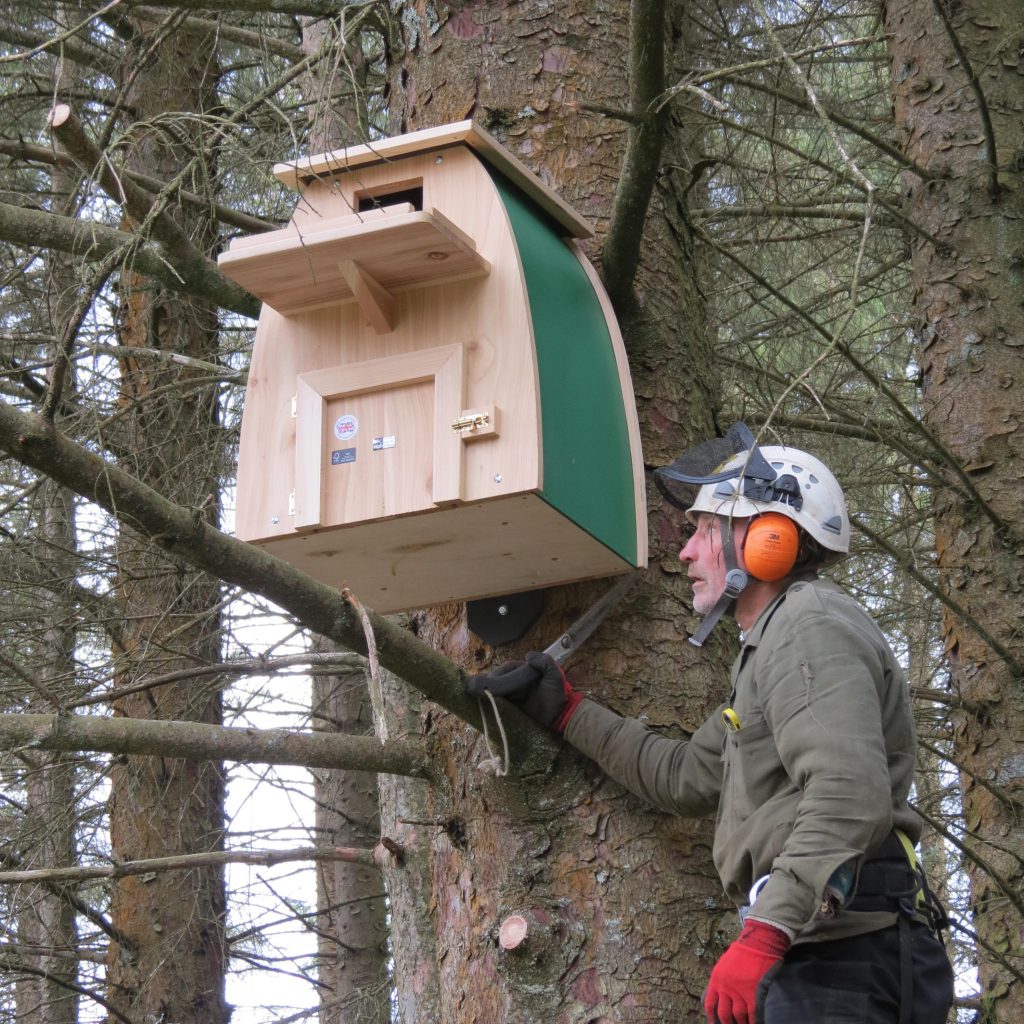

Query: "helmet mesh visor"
<box><xmin>655</xmin><ymin>424</ymin><xmax>771</xmax><ymax>510</ymax></box>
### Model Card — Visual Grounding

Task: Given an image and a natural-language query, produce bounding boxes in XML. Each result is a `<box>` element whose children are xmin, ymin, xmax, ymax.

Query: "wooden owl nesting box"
<box><xmin>220</xmin><ymin>122</ymin><xmax>646</xmax><ymax>612</ymax></box>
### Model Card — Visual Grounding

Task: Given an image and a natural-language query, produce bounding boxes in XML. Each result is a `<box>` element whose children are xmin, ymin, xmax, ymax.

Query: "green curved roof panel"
<box><xmin>487</xmin><ymin>167</ymin><xmax>636</xmax><ymax>565</ymax></box>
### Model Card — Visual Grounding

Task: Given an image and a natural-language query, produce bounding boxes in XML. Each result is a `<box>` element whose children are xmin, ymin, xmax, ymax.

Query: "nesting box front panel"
<box><xmin>233</xmin><ymin>147</ymin><xmax>543</xmax><ymax>548</ymax></box>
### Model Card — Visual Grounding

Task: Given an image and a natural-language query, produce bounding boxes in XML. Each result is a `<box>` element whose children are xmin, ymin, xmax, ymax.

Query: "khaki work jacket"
<box><xmin>565</xmin><ymin>576</ymin><xmax>920</xmax><ymax>943</ymax></box>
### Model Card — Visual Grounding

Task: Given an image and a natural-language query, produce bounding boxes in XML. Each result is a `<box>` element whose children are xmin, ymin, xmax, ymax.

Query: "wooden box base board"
<box><xmin>250</xmin><ymin>493</ymin><xmax>634</xmax><ymax>614</ymax></box>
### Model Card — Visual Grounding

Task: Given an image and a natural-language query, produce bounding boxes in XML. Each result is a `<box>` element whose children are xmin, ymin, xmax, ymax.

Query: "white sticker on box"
<box><xmin>333</xmin><ymin>414</ymin><xmax>358</xmax><ymax>441</ymax></box>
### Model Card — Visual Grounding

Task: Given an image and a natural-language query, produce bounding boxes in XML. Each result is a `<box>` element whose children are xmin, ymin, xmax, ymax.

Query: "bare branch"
<box><xmin>0</xmin><ymin>200</ymin><xmax>260</xmax><ymax>319</ymax></box>
<box><xmin>0</xmin><ymin>138</ymin><xmax>278</xmax><ymax>234</ymax></box>
<box><xmin>0</xmin><ymin>0</ymin><xmax>123</xmax><ymax>66</ymax></box>
<box><xmin>912</xmin><ymin>801</ymin><xmax>1024</xmax><ymax>922</ymax></box>
<box><xmin>69</xmin><ymin>650</ymin><xmax>369</xmax><ymax>709</ymax></box>
<box><xmin>720</xmin><ymin>74</ymin><xmax>936</xmax><ymax>181</ymax></box>
<box><xmin>917</xmin><ymin>738</ymin><xmax>1024</xmax><ymax>816</ymax></box>
<box><xmin>132</xmin><ymin>6</ymin><xmax>306</xmax><ymax>62</ymax></box>
<box><xmin>0</xmin><ymin>401</ymin><xmax>559</xmax><ymax>770</ymax></box>
<box><xmin>0</xmin><ymin>844</ymin><xmax>399</xmax><ymax>885</ymax></box>
<box><xmin>0</xmin><ymin>22</ymin><xmax>119</xmax><ymax>75</ymax></box>
<box><xmin>601</xmin><ymin>0</ymin><xmax>670</xmax><ymax>310</ymax></box>
<box><xmin>121</xmin><ymin>0</ymin><xmax>381</xmax><ymax>20</ymax></box>
<box><xmin>0</xmin><ymin>712</ymin><xmax>432</xmax><ymax>778</ymax></box>
<box><xmin>0</xmin><ymin>948</ymin><xmax>138</xmax><ymax>1024</ymax></box>
<box><xmin>853</xmin><ymin>517</ymin><xmax>1023</xmax><ymax>680</ymax></box>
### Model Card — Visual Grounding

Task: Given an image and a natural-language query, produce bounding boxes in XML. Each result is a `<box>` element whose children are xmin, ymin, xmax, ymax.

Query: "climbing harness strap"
<box><xmin>848</xmin><ymin>830</ymin><xmax>950</xmax><ymax>1024</ymax></box>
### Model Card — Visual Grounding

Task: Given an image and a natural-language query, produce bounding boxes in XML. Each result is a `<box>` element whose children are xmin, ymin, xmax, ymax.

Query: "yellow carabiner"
<box><xmin>722</xmin><ymin>707</ymin><xmax>742</xmax><ymax>732</ymax></box>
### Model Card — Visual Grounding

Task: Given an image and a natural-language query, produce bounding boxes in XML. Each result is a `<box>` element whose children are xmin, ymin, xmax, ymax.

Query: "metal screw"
<box><xmin>427</xmin><ymin>251</ymin><xmax>449</xmax><ymax>261</ymax></box>
<box><xmin>435</xmin><ymin>155</ymin><xmax>444</xmax><ymax>164</ymax></box>
<box><xmin>271</xmin><ymin>515</ymin><xmax>280</xmax><ymax>525</ymax></box>
<box><xmin>498</xmin><ymin>605</ymin><xmax>509</xmax><ymax>617</ymax></box>
<box><xmin>494</xmin><ymin>473</ymin><xmax>503</xmax><ymax>484</ymax></box>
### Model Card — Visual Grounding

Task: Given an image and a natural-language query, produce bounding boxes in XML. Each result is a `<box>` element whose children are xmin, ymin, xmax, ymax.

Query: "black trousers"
<box><xmin>762</xmin><ymin>920</ymin><xmax>954</xmax><ymax>1024</ymax></box>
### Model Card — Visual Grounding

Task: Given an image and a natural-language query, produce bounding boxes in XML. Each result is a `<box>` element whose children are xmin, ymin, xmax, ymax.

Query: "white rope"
<box><xmin>477</xmin><ymin>689</ymin><xmax>510</xmax><ymax>777</ymax></box>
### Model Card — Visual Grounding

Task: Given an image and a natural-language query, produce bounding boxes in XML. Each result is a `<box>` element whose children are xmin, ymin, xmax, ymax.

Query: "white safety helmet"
<box><xmin>684</xmin><ymin>446</ymin><xmax>850</xmax><ymax>555</ymax></box>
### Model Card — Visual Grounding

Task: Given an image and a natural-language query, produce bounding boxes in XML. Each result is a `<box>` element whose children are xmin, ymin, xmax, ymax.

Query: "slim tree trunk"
<box><xmin>378</xmin><ymin>4</ymin><xmax>730</xmax><ymax>1019</ymax></box>
<box><xmin>14</xmin><ymin>56</ymin><xmax>82</xmax><ymax>1013</ymax></box>
<box><xmin>885</xmin><ymin>0</ymin><xmax>1024</xmax><ymax>1017</ymax></box>
<box><xmin>104</xmin><ymin>18</ymin><xmax>229</xmax><ymax>1024</ymax></box>
<box><xmin>298</xmin><ymin>32</ymin><xmax>391</xmax><ymax>1021</ymax></box>
<box><xmin>310</xmin><ymin>644</ymin><xmax>390</xmax><ymax>1024</ymax></box>
<box><xmin>13</xmin><ymin>482</ymin><xmax>79</xmax><ymax>1024</ymax></box>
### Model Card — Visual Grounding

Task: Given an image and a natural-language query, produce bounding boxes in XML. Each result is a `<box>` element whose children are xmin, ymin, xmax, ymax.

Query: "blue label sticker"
<box><xmin>331</xmin><ymin>448</ymin><xmax>356</xmax><ymax>466</ymax></box>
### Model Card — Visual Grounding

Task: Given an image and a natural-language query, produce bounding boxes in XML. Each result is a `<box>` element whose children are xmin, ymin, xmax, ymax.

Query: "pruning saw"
<box><xmin>542</xmin><ymin>572</ymin><xmax>639</xmax><ymax>666</ymax></box>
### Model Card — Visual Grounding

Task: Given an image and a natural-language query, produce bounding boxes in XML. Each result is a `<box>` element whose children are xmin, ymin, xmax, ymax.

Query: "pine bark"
<box><xmin>885</xmin><ymin>0</ymin><xmax>1024</xmax><ymax>1017</ymax></box>
<box><xmin>103</xmin><ymin>19</ymin><xmax>230</xmax><ymax>1024</ymax></box>
<box><xmin>378</xmin><ymin>3</ymin><xmax>731</xmax><ymax>1020</ymax></box>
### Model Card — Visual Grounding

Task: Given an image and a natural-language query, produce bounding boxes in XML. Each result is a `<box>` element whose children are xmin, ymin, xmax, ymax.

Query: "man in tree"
<box><xmin>469</xmin><ymin>423</ymin><xmax>954</xmax><ymax>1024</ymax></box>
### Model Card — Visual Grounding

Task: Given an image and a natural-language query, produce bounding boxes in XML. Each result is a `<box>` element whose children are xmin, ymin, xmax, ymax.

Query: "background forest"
<box><xmin>0</xmin><ymin>1</ymin><xmax>1021</xmax><ymax>1022</ymax></box>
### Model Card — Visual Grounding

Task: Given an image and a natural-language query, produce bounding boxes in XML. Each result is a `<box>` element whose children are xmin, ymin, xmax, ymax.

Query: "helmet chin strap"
<box><xmin>689</xmin><ymin>521</ymin><xmax>748</xmax><ymax>647</ymax></box>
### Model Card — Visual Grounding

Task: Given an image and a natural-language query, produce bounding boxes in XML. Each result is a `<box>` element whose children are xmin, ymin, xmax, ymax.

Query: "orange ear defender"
<box><xmin>742</xmin><ymin>513</ymin><xmax>800</xmax><ymax>582</ymax></box>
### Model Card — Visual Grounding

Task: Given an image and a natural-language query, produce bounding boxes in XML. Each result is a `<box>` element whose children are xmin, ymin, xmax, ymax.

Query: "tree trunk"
<box><xmin>14</xmin><ymin>88</ymin><xmax>83</xmax><ymax>1018</ymax></box>
<box><xmin>310</xmin><ymin>644</ymin><xmax>390</xmax><ymax>1024</ymax></box>
<box><xmin>378</xmin><ymin>4</ymin><xmax>731</xmax><ymax>1019</ymax></box>
<box><xmin>104</xmin><ymin>19</ymin><xmax>229</xmax><ymax>1024</ymax></box>
<box><xmin>13</xmin><ymin>487</ymin><xmax>79</xmax><ymax>1024</ymax></box>
<box><xmin>297</xmin><ymin>35</ymin><xmax>392</xmax><ymax>1020</ymax></box>
<box><xmin>885</xmin><ymin>0</ymin><xmax>1024</xmax><ymax>1017</ymax></box>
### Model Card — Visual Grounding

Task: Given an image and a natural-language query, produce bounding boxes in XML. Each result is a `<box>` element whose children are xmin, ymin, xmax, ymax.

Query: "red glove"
<box><xmin>704</xmin><ymin>919</ymin><xmax>789</xmax><ymax>1024</ymax></box>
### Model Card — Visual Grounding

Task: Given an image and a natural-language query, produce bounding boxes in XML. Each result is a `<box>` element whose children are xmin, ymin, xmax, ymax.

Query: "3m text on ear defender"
<box><xmin>743</xmin><ymin>513</ymin><xmax>799</xmax><ymax>581</ymax></box>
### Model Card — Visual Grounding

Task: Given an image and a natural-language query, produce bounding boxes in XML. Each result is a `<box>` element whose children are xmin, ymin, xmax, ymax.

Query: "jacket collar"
<box><xmin>739</xmin><ymin>571</ymin><xmax>820</xmax><ymax>649</ymax></box>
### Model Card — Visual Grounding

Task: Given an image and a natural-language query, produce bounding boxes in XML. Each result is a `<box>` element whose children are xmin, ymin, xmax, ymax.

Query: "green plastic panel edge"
<box><xmin>486</xmin><ymin>166</ymin><xmax>637</xmax><ymax>565</ymax></box>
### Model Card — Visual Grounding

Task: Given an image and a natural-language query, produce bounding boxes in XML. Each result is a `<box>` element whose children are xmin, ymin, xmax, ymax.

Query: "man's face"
<box><xmin>679</xmin><ymin>513</ymin><xmax>746</xmax><ymax>614</ymax></box>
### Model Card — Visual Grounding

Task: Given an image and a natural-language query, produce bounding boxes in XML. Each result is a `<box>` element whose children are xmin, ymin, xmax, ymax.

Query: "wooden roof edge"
<box><xmin>272</xmin><ymin>121</ymin><xmax>595</xmax><ymax>240</ymax></box>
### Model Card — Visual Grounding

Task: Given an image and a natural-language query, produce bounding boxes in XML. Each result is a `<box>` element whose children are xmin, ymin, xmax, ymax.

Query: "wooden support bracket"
<box><xmin>341</xmin><ymin>258</ymin><xmax>395</xmax><ymax>333</ymax></box>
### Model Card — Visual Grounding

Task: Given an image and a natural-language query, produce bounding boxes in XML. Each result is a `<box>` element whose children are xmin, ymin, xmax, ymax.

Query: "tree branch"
<box><xmin>49</xmin><ymin>103</ymin><xmax>212</xmax><ymax>261</ymax></box>
<box><xmin>0</xmin><ymin>844</ymin><xmax>398</xmax><ymax>885</ymax></box>
<box><xmin>720</xmin><ymin>74</ymin><xmax>936</xmax><ymax>181</ymax></box>
<box><xmin>696</xmin><ymin>226</ymin><xmax>1017</xmax><ymax>549</ymax></box>
<box><xmin>0</xmin><ymin>23</ymin><xmax>119</xmax><ymax>75</ymax></box>
<box><xmin>0</xmin><ymin>402</ymin><xmax>559</xmax><ymax>770</ymax></box>
<box><xmin>853</xmin><ymin>517</ymin><xmax>1023</xmax><ymax>680</ymax></box>
<box><xmin>46</xmin><ymin>102</ymin><xmax>269</xmax><ymax>323</ymax></box>
<box><xmin>601</xmin><ymin>0</ymin><xmax>669</xmax><ymax>310</ymax></box>
<box><xmin>121</xmin><ymin>0</ymin><xmax>374</xmax><ymax>18</ymax></box>
<box><xmin>689</xmin><ymin>112</ymin><xmax>945</xmax><ymax>248</ymax></box>
<box><xmin>131</xmin><ymin>6</ymin><xmax>306</xmax><ymax>63</ymax></box>
<box><xmin>0</xmin><ymin>712</ymin><xmax>431</xmax><ymax>778</ymax></box>
<box><xmin>912</xmin><ymin>801</ymin><xmax>1024</xmax><ymax>921</ymax></box>
<box><xmin>0</xmin><ymin>138</ymin><xmax>277</xmax><ymax>234</ymax></box>
<box><xmin>917</xmin><ymin>737</ymin><xmax>1023</xmax><ymax>815</ymax></box>
<box><xmin>0</xmin><ymin>200</ymin><xmax>260</xmax><ymax>319</ymax></box>
<box><xmin>0</xmin><ymin>948</ymin><xmax>137</xmax><ymax>1024</ymax></box>
<box><xmin>69</xmin><ymin>650</ymin><xmax>363</xmax><ymax>709</ymax></box>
